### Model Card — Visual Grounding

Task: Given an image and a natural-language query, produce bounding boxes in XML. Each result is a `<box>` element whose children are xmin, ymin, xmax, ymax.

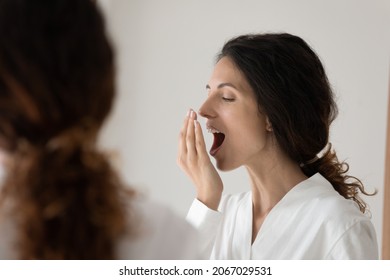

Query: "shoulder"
<box><xmin>280</xmin><ymin>174</ymin><xmax>378</xmax><ymax>259</ymax></box>
<box><xmin>0</xmin><ymin>211</ymin><xmax>16</xmax><ymax>259</ymax></box>
<box><xmin>299</xmin><ymin>174</ymin><xmax>369</xmax><ymax>221</ymax></box>
<box><xmin>117</xmin><ymin>195</ymin><xmax>199</xmax><ymax>259</ymax></box>
<box><xmin>294</xmin><ymin>173</ymin><xmax>377</xmax><ymax>243</ymax></box>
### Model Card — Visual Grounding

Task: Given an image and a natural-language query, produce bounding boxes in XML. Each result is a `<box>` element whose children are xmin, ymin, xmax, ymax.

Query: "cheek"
<box><xmin>233</xmin><ymin>116</ymin><xmax>268</xmax><ymax>148</ymax></box>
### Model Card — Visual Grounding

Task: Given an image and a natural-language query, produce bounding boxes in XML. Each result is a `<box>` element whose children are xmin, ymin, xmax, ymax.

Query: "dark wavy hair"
<box><xmin>218</xmin><ymin>33</ymin><xmax>374</xmax><ymax>213</ymax></box>
<box><xmin>0</xmin><ymin>0</ymin><xmax>130</xmax><ymax>259</ymax></box>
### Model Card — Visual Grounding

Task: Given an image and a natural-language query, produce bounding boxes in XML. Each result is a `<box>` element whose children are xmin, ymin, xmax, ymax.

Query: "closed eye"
<box><xmin>222</xmin><ymin>97</ymin><xmax>235</xmax><ymax>102</ymax></box>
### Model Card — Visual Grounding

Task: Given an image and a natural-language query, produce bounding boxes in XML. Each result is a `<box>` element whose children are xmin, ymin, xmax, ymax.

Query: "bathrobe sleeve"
<box><xmin>186</xmin><ymin>198</ymin><xmax>223</xmax><ymax>258</ymax></box>
<box><xmin>325</xmin><ymin>219</ymin><xmax>379</xmax><ymax>260</ymax></box>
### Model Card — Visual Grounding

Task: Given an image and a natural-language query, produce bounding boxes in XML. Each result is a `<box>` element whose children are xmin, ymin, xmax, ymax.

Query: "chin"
<box><xmin>215</xmin><ymin>159</ymin><xmax>239</xmax><ymax>172</ymax></box>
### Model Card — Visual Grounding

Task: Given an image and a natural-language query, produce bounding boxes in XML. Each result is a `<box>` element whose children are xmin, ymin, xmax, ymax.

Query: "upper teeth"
<box><xmin>207</xmin><ymin>127</ymin><xmax>221</xmax><ymax>133</ymax></box>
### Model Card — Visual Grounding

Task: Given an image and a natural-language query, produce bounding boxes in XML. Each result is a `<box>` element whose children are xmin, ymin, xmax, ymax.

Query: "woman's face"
<box><xmin>199</xmin><ymin>56</ymin><xmax>273</xmax><ymax>171</ymax></box>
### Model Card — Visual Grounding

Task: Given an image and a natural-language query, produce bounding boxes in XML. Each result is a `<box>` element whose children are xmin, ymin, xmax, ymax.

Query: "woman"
<box><xmin>0</xmin><ymin>0</ymin><xmax>197</xmax><ymax>259</ymax></box>
<box><xmin>178</xmin><ymin>33</ymin><xmax>378</xmax><ymax>259</ymax></box>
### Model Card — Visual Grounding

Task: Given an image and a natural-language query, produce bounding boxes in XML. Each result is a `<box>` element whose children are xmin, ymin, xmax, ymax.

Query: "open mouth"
<box><xmin>207</xmin><ymin>126</ymin><xmax>225</xmax><ymax>156</ymax></box>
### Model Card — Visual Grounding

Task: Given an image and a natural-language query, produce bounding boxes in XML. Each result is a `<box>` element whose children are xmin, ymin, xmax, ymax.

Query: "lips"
<box><xmin>207</xmin><ymin>124</ymin><xmax>225</xmax><ymax>156</ymax></box>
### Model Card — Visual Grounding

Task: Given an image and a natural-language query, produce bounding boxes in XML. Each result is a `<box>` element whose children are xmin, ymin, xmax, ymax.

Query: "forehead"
<box><xmin>208</xmin><ymin>57</ymin><xmax>252</xmax><ymax>93</ymax></box>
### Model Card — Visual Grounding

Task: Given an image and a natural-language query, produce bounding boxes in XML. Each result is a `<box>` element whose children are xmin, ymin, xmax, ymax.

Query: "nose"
<box><xmin>198</xmin><ymin>97</ymin><xmax>216</xmax><ymax>119</ymax></box>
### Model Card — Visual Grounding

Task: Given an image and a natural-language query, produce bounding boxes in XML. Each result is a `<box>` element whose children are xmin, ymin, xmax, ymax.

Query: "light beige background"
<box><xmin>97</xmin><ymin>0</ymin><xmax>390</xmax><ymax>256</ymax></box>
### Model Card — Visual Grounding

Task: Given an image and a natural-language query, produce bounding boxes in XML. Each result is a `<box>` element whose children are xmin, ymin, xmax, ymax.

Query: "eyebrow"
<box><xmin>206</xmin><ymin>83</ymin><xmax>238</xmax><ymax>90</ymax></box>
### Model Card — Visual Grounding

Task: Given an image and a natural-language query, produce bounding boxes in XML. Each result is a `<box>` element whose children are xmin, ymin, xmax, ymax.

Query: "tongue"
<box><xmin>210</xmin><ymin>133</ymin><xmax>225</xmax><ymax>156</ymax></box>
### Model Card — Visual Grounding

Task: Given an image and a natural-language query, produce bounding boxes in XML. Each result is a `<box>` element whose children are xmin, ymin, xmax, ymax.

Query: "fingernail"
<box><xmin>187</xmin><ymin>109</ymin><xmax>191</xmax><ymax>117</ymax></box>
<box><xmin>190</xmin><ymin>110</ymin><xmax>195</xmax><ymax>119</ymax></box>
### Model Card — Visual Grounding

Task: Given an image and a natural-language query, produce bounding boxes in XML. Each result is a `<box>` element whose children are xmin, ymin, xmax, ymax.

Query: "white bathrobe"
<box><xmin>186</xmin><ymin>173</ymin><xmax>378</xmax><ymax>259</ymax></box>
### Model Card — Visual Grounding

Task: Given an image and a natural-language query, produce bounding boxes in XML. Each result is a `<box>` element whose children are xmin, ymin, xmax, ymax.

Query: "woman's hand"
<box><xmin>178</xmin><ymin>109</ymin><xmax>223</xmax><ymax>211</ymax></box>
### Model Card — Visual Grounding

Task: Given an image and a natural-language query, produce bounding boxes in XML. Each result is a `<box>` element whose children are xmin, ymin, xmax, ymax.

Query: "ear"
<box><xmin>265</xmin><ymin>116</ymin><xmax>273</xmax><ymax>132</ymax></box>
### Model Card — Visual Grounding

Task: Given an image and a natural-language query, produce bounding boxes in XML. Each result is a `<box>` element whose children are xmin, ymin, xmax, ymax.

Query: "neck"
<box><xmin>245</xmin><ymin>149</ymin><xmax>307</xmax><ymax>215</ymax></box>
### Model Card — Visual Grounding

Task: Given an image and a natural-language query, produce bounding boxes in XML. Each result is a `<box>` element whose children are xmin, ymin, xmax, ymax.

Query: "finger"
<box><xmin>178</xmin><ymin>110</ymin><xmax>190</xmax><ymax>155</ymax></box>
<box><xmin>186</xmin><ymin>110</ymin><xmax>197</xmax><ymax>158</ymax></box>
<box><xmin>194</xmin><ymin>120</ymin><xmax>208</xmax><ymax>159</ymax></box>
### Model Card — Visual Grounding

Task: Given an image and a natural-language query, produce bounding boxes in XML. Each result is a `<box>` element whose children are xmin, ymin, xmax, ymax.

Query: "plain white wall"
<box><xmin>97</xmin><ymin>0</ymin><xmax>390</xmax><ymax>253</ymax></box>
